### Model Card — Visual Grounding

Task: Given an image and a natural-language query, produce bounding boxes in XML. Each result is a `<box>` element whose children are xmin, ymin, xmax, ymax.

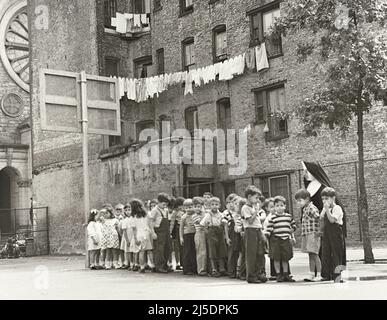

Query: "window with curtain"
<box><xmin>185</xmin><ymin>107</ymin><xmax>199</xmax><ymax>136</ymax></box>
<box><xmin>130</xmin><ymin>0</ymin><xmax>151</xmax><ymax>13</ymax></box>
<box><xmin>104</xmin><ymin>0</ymin><xmax>117</xmax><ymax>29</ymax></box>
<box><xmin>182</xmin><ymin>38</ymin><xmax>195</xmax><ymax>71</ymax></box>
<box><xmin>134</xmin><ymin>56</ymin><xmax>152</xmax><ymax>78</ymax></box>
<box><xmin>248</xmin><ymin>1</ymin><xmax>282</xmax><ymax>57</ymax></box>
<box><xmin>180</xmin><ymin>0</ymin><xmax>194</xmax><ymax>16</ymax></box>
<box><xmin>156</xmin><ymin>48</ymin><xmax>165</xmax><ymax>75</ymax></box>
<box><xmin>253</xmin><ymin>83</ymin><xmax>288</xmax><ymax>141</ymax></box>
<box><xmin>213</xmin><ymin>25</ymin><xmax>227</xmax><ymax>62</ymax></box>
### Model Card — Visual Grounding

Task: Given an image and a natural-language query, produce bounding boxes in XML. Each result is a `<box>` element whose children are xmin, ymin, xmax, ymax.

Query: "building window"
<box><xmin>130</xmin><ymin>0</ymin><xmax>151</xmax><ymax>13</ymax></box>
<box><xmin>248</xmin><ymin>1</ymin><xmax>282</xmax><ymax>57</ymax></box>
<box><xmin>254</xmin><ymin>82</ymin><xmax>288</xmax><ymax>141</ymax></box>
<box><xmin>159</xmin><ymin>114</ymin><xmax>171</xmax><ymax>139</ymax></box>
<box><xmin>104</xmin><ymin>57</ymin><xmax>119</xmax><ymax>77</ymax></box>
<box><xmin>156</xmin><ymin>48</ymin><xmax>165</xmax><ymax>75</ymax></box>
<box><xmin>180</xmin><ymin>0</ymin><xmax>194</xmax><ymax>16</ymax></box>
<box><xmin>104</xmin><ymin>0</ymin><xmax>117</xmax><ymax>29</ymax></box>
<box><xmin>258</xmin><ymin>174</ymin><xmax>292</xmax><ymax>214</ymax></box>
<box><xmin>213</xmin><ymin>25</ymin><xmax>228</xmax><ymax>63</ymax></box>
<box><xmin>217</xmin><ymin>98</ymin><xmax>231</xmax><ymax>130</ymax></box>
<box><xmin>185</xmin><ymin>107</ymin><xmax>199</xmax><ymax>136</ymax></box>
<box><xmin>136</xmin><ymin>120</ymin><xmax>154</xmax><ymax>142</ymax></box>
<box><xmin>154</xmin><ymin>0</ymin><xmax>162</xmax><ymax>11</ymax></box>
<box><xmin>134</xmin><ymin>56</ymin><xmax>152</xmax><ymax>78</ymax></box>
<box><xmin>182</xmin><ymin>37</ymin><xmax>195</xmax><ymax>71</ymax></box>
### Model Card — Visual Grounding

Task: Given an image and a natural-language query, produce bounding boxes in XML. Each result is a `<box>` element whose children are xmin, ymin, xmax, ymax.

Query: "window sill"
<box><xmin>104</xmin><ymin>27</ymin><xmax>118</xmax><ymax>35</ymax></box>
<box><xmin>265</xmin><ymin>133</ymin><xmax>289</xmax><ymax>142</ymax></box>
<box><xmin>268</xmin><ymin>52</ymin><xmax>284</xmax><ymax>60</ymax></box>
<box><xmin>213</xmin><ymin>55</ymin><xmax>228</xmax><ymax>63</ymax></box>
<box><xmin>99</xmin><ymin>144</ymin><xmax>128</xmax><ymax>160</ymax></box>
<box><xmin>179</xmin><ymin>7</ymin><xmax>194</xmax><ymax>17</ymax></box>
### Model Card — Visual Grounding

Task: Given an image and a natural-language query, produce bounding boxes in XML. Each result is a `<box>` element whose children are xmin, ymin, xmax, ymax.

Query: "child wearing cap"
<box><xmin>149</xmin><ymin>193</ymin><xmax>172</xmax><ymax>273</ymax></box>
<box><xmin>200</xmin><ymin>197</ymin><xmax>230</xmax><ymax>277</ymax></box>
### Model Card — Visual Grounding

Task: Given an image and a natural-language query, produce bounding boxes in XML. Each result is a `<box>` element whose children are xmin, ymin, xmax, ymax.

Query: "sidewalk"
<box><xmin>0</xmin><ymin>247</ymin><xmax>386</xmax><ymax>299</ymax></box>
<box><xmin>292</xmin><ymin>247</ymin><xmax>387</xmax><ymax>281</ymax></box>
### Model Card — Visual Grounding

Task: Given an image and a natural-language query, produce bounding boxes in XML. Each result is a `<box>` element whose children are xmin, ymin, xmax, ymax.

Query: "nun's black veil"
<box><xmin>303</xmin><ymin>161</ymin><xmax>347</xmax><ymax>238</ymax></box>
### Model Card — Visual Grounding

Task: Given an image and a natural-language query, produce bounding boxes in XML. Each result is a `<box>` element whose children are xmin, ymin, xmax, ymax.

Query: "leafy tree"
<box><xmin>273</xmin><ymin>0</ymin><xmax>387</xmax><ymax>263</ymax></box>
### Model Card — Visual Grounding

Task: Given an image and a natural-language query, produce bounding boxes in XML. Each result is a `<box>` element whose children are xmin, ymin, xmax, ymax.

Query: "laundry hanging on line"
<box><xmin>112</xmin><ymin>44</ymin><xmax>269</xmax><ymax>102</ymax></box>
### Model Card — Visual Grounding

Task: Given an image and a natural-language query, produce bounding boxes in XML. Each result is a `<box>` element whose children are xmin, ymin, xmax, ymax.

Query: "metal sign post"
<box><xmin>39</xmin><ymin>68</ymin><xmax>121</xmax><ymax>268</ymax></box>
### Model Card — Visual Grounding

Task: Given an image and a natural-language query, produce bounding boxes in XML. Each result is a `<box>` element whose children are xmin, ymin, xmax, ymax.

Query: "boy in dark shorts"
<box><xmin>264</xmin><ymin>196</ymin><xmax>296</xmax><ymax>282</ymax></box>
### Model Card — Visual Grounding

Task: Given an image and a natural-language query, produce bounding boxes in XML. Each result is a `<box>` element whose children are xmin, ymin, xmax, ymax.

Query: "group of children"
<box><xmin>87</xmin><ymin>184</ymin><xmax>346</xmax><ymax>283</ymax></box>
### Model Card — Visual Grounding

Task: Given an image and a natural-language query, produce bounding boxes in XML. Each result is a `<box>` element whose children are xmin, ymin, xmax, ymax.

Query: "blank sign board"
<box><xmin>39</xmin><ymin>69</ymin><xmax>121</xmax><ymax>136</ymax></box>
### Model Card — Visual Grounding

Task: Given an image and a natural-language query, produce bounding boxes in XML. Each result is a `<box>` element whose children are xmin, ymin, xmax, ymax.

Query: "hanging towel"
<box><xmin>190</xmin><ymin>69</ymin><xmax>201</xmax><ymax>87</ymax></box>
<box><xmin>116</xmin><ymin>13</ymin><xmax>127</xmax><ymax>33</ymax></box>
<box><xmin>184</xmin><ymin>72</ymin><xmax>193</xmax><ymax>96</ymax></box>
<box><xmin>126</xmin><ymin>78</ymin><xmax>135</xmax><ymax>100</ymax></box>
<box><xmin>245</xmin><ymin>47</ymin><xmax>256</xmax><ymax>70</ymax></box>
<box><xmin>133</xmin><ymin>14</ymin><xmax>141</xmax><ymax>27</ymax></box>
<box><xmin>140</xmin><ymin>14</ymin><xmax>148</xmax><ymax>25</ymax></box>
<box><xmin>118</xmin><ymin>77</ymin><xmax>125</xmax><ymax>98</ymax></box>
<box><xmin>219</xmin><ymin>60</ymin><xmax>233</xmax><ymax>81</ymax></box>
<box><xmin>255</xmin><ymin>43</ymin><xmax>269</xmax><ymax>72</ymax></box>
<box><xmin>234</xmin><ymin>53</ymin><xmax>245</xmax><ymax>75</ymax></box>
<box><xmin>207</xmin><ymin>65</ymin><xmax>216</xmax><ymax>83</ymax></box>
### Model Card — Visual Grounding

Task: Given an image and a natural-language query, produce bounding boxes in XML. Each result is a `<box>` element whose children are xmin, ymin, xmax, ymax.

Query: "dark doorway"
<box><xmin>0</xmin><ymin>169</ymin><xmax>12</xmax><ymax>236</ymax></box>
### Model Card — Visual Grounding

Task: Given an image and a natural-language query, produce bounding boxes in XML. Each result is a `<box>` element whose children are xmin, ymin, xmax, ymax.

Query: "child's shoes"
<box><xmin>283</xmin><ymin>273</ymin><xmax>295</xmax><ymax>282</ymax></box>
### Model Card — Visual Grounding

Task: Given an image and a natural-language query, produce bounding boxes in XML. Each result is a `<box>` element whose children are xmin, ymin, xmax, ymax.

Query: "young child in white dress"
<box><xmin>120</xmin><ymin>203</ymin><xmax>133</xmax><ymax>269</ymax></box>
<box><xmin>87</xmin><ymin>209</ymin><xmax>102</xmax><ymax>270</ymax></box>
<box><xmin>130</xmin><ymin>199</ymin><xmax>156</xmax><ymax>273</ymax></box>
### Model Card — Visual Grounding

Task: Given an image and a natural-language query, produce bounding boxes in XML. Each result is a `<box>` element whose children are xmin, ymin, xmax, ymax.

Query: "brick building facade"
<box><xmin>6</xmin><ymin>0</ymin><xmax>386</xmax><ymax>253</ymax></box>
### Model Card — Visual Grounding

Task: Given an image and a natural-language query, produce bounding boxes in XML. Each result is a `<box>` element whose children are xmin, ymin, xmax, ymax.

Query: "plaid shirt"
<box><xmin>301</xmin><ymin>202</ymin><xmax>320</xmax><ymax>236</ymax></box>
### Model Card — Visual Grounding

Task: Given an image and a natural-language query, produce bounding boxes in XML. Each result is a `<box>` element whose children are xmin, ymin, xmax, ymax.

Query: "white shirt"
<box><xmin>321</xmin><ymin>205</ymin><xmax>343</xmax><ymax>225</ymax></box>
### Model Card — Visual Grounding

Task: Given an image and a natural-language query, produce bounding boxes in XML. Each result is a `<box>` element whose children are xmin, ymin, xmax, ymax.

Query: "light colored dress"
<box><xmin>120</xmin><ymin>217</ymin><xmax>133</xmax><ymax>253</ymax></box>
<box><xmin>129</xmin><ymin>217</ymin><xmax>153</xmax><ymax>253</ymax></box>
<box><xmin>100</xmin><ymin>218</ymin><xmax>120</xmax><ymax>249</ymax></box>
<box><xmin>87</xmin><ymin>221</ymin><xmax>102</xmax><ymax>250</ymax></box>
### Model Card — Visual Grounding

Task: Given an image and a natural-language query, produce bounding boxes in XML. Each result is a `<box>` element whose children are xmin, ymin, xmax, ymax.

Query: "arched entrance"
<box><xmin>0</xmin><ymin>166</ymin><xmax>20</xmax><ymax>239</ymax></box>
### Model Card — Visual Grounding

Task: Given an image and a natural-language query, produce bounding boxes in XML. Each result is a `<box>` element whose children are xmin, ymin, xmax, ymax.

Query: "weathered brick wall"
<box><xmin>29</xmin><ymin>0</ymin><xmax>101</xmax><ymax>168</ymax></box>
<box><xmin>34</xmin><ymin>146</ymin><xmax>177</xmax><ymax>254</ymax></box>
<box><xmin>0</xmin><ymin>0</ymin><xmax>30</xmax><ymax>144</ymax></box>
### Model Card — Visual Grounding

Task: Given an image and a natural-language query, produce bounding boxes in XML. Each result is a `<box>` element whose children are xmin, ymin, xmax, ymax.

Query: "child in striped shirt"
<box><xmin>264</xmin><ymin>195</ymin><xmax>296</xmax><ymax>283</ymax></box>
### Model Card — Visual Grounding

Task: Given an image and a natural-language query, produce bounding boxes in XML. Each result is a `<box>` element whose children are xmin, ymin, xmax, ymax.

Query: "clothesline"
<box><xmin>114</xmin><ymin>43</ymin><xmax>269</xmax><ymax>103</ymax></box>
<box><xmin>111</xmin><ymin>13</ymin><xmax>150</xmax><ymax>33</ymax></box>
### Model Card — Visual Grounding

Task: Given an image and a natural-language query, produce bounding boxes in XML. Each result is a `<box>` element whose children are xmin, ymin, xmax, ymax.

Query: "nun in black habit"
<box><xmin>302</xmin><ymin>161</ymin><xmax>347</xmax><ymax>279</ymax></box>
